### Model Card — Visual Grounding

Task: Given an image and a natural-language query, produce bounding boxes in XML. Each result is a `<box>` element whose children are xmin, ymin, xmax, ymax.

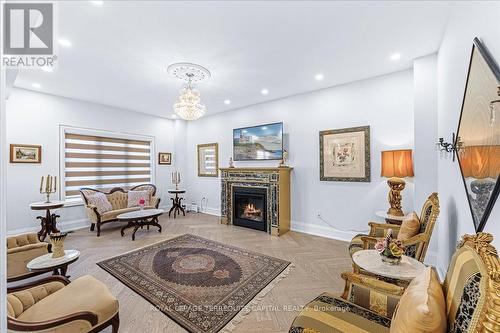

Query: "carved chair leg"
<box><xmin>90</xmin><ymin>223</ymin><xmax>95</xmax><ymax>232</ymax></box>
<box><xmin>97</xmin><ymin>221</ymin><xmax>101</xmax><ymax>237</ymax></box>
<box><xmin>111</xmin><ymin>312</ymin><xmax>120</xmax><ymax>333</ymax></box>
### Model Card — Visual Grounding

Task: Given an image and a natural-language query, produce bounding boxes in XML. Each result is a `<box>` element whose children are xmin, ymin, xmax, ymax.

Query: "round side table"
<box><xmin>352</xmin><ymin>249</ymin><xmax>426</xmax><ymax>281</ymax></box>
<box><xmin>375</xmin><ymin>210</ymin><xmax>406</xmax><ymax>225</ymax></box>
<box><xmin>168</xmin><ymin>189</ymin><xmax>186</xmax><ymax>218</ymax></box>
<box><xmin>30</xmin><ymin>201</ymin><xmax>65</xmax><ymax>241</ymax></box>
<box><xmin>27</xmin><ymin>249</ymin><xmax>80</xmax><ymax>278</ymax></box>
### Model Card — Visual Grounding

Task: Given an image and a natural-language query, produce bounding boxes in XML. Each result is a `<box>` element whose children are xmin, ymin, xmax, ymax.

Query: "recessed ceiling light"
<box><xmin>32</xmin><ymin>83</ymin><xmax>41</xmax><ymax>89</ymax></box>
<box><xmin>261</xmin><ymin>89</ymin><xmax>269</xmax><ymax>95</ymax></box>
<box><xmin>224</xmin><ymin>99</ymin><xmax>231</xmax><ymax>105</ymax></box>
<box><xmin>390</xmin><ymin>53</ymin><xmax>401</xmax><ymax>61</ymax></box>
<box><xmin>58</xmin><ymin>38</ymin><xmax>72</xmax><ymax>47</ymax></box>
<box><xmin>314</xmin><ymin>73</ymin><xmax>324</xmax><ymax>81</ymax></box>
<box><xmin>40</xmin><ymin>66</ymin><xmax>53</xmax><ymax>72</ymax></box>
<box><xmin>90</xmin><ymin>0</ymin><xmax>103</xmax><ymax>5</ymax></box>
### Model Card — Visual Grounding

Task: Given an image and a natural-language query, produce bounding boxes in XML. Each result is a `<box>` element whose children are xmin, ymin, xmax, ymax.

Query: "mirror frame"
<box><xmin>455</xmin><ymin>37</ymin><xmax>500</xmax><ymax>232</ymax></box>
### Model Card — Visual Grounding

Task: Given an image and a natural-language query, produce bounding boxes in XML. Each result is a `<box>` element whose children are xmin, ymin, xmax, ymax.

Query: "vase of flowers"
<box><xmin>138</xmin><ymin>197</ymin><xmax>145</xmax><ymax>210</ymax></box>
<box><xmin>374</xmin><ymin>229</ymin><xmax>405</xmax><ymax>265</ymax></box>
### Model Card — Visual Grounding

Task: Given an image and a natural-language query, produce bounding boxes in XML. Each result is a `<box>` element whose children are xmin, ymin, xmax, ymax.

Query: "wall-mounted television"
<box><xmin>233</xmin><ymin>122</ymin><xmax>283</xmax><ymax>161</ymax></box>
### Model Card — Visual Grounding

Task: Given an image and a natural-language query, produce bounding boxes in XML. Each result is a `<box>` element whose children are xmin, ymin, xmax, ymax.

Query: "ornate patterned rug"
<box><xmin>98</xmin><ymin>234</ymin><xmax>291</xmax><ymax>333</ymax></box>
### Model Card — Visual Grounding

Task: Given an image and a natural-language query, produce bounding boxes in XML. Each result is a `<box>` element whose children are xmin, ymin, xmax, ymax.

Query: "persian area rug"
<box><xmin>98</xmin><ymin>234</ymin><xmax>291</xmax><ymax>333</ymax></box>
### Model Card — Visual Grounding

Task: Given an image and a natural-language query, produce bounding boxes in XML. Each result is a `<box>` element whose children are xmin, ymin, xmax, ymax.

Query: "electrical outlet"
<box><xmin>317</xmin><ymin>212</ymin><xmax>321</xmax><ymax>218</ymax></box>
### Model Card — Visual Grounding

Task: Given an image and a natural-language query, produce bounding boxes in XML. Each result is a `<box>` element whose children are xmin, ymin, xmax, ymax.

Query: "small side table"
<box><xmin>30</xmin><ymin>201</ymin><xmax>65</xmax><ymax>241</ymax></box>
<box><xmin>168</xmin><ymin>189</ymin><xmax>186</xmax><ymax>218</ymax></box>
<box><xmin>352</xmin><ymin>249</ymin><xmax>426</xmax><ymax>282</ymax></box>
<box><xmin>375</xmin><ymin>210</ymin><xmax>406</xmax><ymax>225</ymax></box>
<box><xmin>27</xmin><ymin>249</ymin><xmax>80</xmax><ymax>278</ymax></box>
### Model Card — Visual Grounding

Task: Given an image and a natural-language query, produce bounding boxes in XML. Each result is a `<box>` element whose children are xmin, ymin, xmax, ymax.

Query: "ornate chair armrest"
<box><xmin>360</xmin><ymin>236</ymin><xmax>379</xmax><ymax>249</ymax></box>
<box><xmin>84</xmin><ymin>204</ymin><xmax>101</xmax><ymax>222</ymax></box>
<box><xmin>341</xmin><ymin>272</ymin><xmax>405</xmax><ymax>296</ymax></box>
<box><xmin>402</xmin><ymin>233</ymin><xmax>429</xmax><ymax>246</ymax></box>
<box><xmin>7</xmin><ymin>275</ymin><xmax>71</xmax><ymax>293</ymax></box>
<box><xmin>368</xmin><ymin>222</ymin><xmax>401</xmax><ymax>235</ymax></box>
<box><xmin>8</xmin><ymin>311</ymin><xmax>98</xmax><ymax>331</ymax></box>
<box><xmin>152</xmin><ymin>196</ymin><xmax>161</xmax><ymax>208</ymax></box>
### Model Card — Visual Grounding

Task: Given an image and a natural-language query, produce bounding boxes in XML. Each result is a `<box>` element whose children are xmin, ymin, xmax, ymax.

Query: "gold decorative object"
<box><xmin>171</xmin><ymin>171</ymin><xmax>181</xmax><ymax>190</ymax></box>
<box><xmin>49</xmin><ymin>232</ymin><xmax>67</xmax><ymax>258</ymax></box>
<box><xmin>375</xmin><ymin>229</ymin><xmax>405</xmax><ymax>265</ymax></box>
<box><xmin>380</xmin><ymin>150</ymin><xmax>414</xmax><ymax>216</ymax></box>
<box><xmin>198</xmin><ymin>143</ymin><xmax>219</xmax><ymax>177</ymax></box>
<box><xmin>40</xmin><ymin>174</ymin><xmax>57</xmax><ymax>203</ymax></box>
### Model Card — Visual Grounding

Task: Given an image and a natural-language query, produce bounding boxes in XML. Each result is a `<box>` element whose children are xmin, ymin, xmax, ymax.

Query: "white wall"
<box><xmin>6</xmin><ymin>88</ymin><xmax>176</xmax><ymax>233</ymax></box>
<box><xmin>436</xmin><ymin>2</ymin><xmax>500</xmax><ymax>275</ymax></box>
<box><xmin>184</xmin><ymin>70</ymin><xmax>415</xmax><ymax>241</ymax></box>
<box><xmin>413</xmin><ymin>54</ymin><xmax>439</xmax><ymax>265</ymax></box>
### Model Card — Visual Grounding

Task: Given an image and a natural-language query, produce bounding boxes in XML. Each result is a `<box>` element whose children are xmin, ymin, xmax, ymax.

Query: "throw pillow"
<box><xmin>128</xmin><ymin>190</ymin><xmax>150</xmax><ymax>208</ymax></box>
<box><xmin>397</xmin><ymin>211</ymin><xmax>421</xmax><ymax>241</ymax></box>
<box><xmin>87</xmin><ymin>192</ymin><xmax>113</xmax><ymax>214</ymax></box>
<box><xmin>390</xmin><ymin>267</ymin><xmax>446</xmax><ymax>333</ymax></box>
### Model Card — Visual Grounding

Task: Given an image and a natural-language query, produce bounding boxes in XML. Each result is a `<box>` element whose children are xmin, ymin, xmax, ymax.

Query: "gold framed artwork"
<box><xmin>197</xmin><ymin>143</ymin><xmax>219</xmax><ymax>177</ymax></box>
<box><xmin>10</xmin><ymin>144</ymin><xmax>42</xmax><ymax>163</ymax></box>
<box><xmin>319</xmin><ymin>126</ymin><xmax>370</xmax><ymax>182</ymax></box>
<box><xmin>158</xmin><ymin>152</ymin><xmax>172</xmax><ymax>165</ymax></box>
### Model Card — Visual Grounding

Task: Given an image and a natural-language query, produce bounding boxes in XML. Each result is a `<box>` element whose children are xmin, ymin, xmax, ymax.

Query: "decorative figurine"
<box><xmin>229</xmin><ymin>157</ymin><xmax>235</xmax><ymax>168</ymax></box>
<box><xmin>279</xmin><ymin>150</ymin><xmax>288</xmax><ymax>167</ymax></box>
<box><xmin>40</xmin><ymin>174</ymin><xmax>57</xmax><ymax>203</ymax></box>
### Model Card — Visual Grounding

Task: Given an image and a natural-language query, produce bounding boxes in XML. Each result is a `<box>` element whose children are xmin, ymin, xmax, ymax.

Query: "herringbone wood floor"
<box><xmin>64</xmin><ymin>213</ymin><xmax>351</xmax><ymax>333</ymax></box>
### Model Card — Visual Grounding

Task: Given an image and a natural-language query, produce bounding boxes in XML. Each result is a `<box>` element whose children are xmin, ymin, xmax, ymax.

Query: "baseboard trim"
<box><xmin>200</xmin><ymin>206</ymin><xmax>221</xmax><ymax>216</ymax></box>
<box><xmin>291</xmin><ymin>220</ymin><xmax>355</xmax><ymax>243</ymax></box>
<box><xmin>7</xmin><ymin>218</ymin><xmax>89</xmax><ymax>236</ymax></box>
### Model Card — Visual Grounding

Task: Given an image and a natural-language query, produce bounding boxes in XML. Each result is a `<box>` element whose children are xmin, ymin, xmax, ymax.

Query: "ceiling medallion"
<box><xmin>168</xmin><ymin>63</ymin><xmax>211</xmax><ymax>121</ymax></box>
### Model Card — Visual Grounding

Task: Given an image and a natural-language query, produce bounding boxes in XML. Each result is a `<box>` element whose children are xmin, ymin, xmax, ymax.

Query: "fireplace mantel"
<box><xmin>220</xmin><ymin>166</ymin><xmax>292</xmax><ymax>236</ymax></box>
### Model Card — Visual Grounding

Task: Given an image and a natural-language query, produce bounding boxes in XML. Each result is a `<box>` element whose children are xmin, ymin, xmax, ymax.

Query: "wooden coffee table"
<box><xmin>118</xmin><ymin>209</ymin><xmax>164</xmax><ymax>241</ymax></box>
<box><xmin>352</xmin><ymin>249</ymin><xmax>426</xmax><ymax>281</ymax></box>
<box><xmin>27</xmin><ymin>249</ymin><xmax>80</xmax><ymax>278</ymax></box>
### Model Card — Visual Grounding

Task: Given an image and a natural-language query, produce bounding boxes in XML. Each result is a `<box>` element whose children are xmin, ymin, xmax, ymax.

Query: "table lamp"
<box><xmin>381</xmin><ymin>149</ymin><xmax>414</xmax><ymax>216</ymax></box>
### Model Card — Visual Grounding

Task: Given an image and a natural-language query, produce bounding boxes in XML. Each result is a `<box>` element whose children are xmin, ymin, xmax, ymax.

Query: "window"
<box><xmin>61</xmin><ymin>127</ymin><xmax>154</xmax><ymax>203</ymax></box>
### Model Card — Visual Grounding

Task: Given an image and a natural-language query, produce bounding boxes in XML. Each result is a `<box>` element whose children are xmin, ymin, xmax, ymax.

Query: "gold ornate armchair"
<box><xmin>7</xmin><ymin>275</ymin><xmax>119</xmax><ymax>333</ymax></box>
<box><xmin>7</xmin><ymin>233</ymin><xmax>52</xmax><ymax>282</ymax></box>
<box><xmin>289</xmin><ymin>232</ymin><xmax>500</xmax><ymax>333</ymax></box>
<box><xmin>349</xmin><ymin>192</ymin><xmax>440</xmax><ymax>263</ymax></box>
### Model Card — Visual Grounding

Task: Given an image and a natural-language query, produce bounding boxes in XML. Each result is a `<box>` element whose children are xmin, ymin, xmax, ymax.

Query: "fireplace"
<box><xmin>232</xmin><ymin>186</ymin><xmax>267</xmax><ymax>231</ymax></box>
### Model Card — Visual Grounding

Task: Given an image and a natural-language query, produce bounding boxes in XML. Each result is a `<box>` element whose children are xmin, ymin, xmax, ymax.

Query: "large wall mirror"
<box><xmin>456</xmin><ymin>38</ymin><xmax>500</xmax><ymax>232</ymax></box>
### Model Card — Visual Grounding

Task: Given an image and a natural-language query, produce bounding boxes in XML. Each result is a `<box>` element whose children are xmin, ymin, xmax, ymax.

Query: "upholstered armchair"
<box><xmin>7</xmin><ymin>233</ymin><xmax>52</xmax><ymax>282</ymax></box>
<box><xmin>290</xmin><ymin>232</ymin><xmax>500</xmax><ymax>333</ymax></box>
<box><xmin>349</xmin><ymin>192</ymin><xmax>440</xmax><ymax>263</ymax></box>
<box><xmin>7</xmin><ymin>275</ymin><xmax>119</xmax><ymax>333</ymax></box>
<box><xmin>81</xmin><ymin>183</ymin><xmax>161</xmax><ymax>236</ymax></box>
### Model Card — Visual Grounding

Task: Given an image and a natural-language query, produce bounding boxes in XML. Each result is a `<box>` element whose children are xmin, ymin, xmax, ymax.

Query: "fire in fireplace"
<box><xmin>233</xmin><ymin>186</ymin><xmax>267</xmax><ymax>231</ymax></box>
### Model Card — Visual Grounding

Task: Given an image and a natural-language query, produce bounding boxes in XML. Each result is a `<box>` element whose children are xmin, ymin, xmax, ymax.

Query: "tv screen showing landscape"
<box><xmin>233</xmin><ymin>122</ymin><xmax>283</xmax><ymax>160</ymax></box>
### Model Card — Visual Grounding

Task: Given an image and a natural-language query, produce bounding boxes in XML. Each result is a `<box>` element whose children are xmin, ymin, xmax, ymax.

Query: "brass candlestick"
<box><xmin>40</xmin><ymin>175</ymin><xmax>57</xmax><ymax>203</ymax></box>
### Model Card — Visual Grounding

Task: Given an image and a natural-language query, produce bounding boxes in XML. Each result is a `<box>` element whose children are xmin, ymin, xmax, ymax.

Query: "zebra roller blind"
<box><xmin>64</xmin><ymin>132</ymin><xmax>153</xmax><ymax>199</ymax></box>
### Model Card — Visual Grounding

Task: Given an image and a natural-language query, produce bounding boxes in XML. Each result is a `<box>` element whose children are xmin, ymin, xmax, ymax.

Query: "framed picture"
<box><xmin>319</xmin><ymin>126</ymin><xmax>370</xmax><ymax>182</ymax></box>
<box><xmin>158</xmin><ymin>152</ymin><xmax>172</xmax><ymax>165</ymax></box>
<box><xmin>198</xmin><ymin>143</ymin><xmax>219</xmax><ymax>177</ymax></box>
<box><xmin>10</xmin><ymin>144</ymin><xmax>42</xmax><ymax>163</ymax></box>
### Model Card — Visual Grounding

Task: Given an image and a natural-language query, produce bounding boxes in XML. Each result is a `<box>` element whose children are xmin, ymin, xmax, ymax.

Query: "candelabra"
<box><xmin>436</xmin><ymin>133</ymin><xmax>464</xmax><ymax>162</ymax></box>
<box><xmin>171</xmin><ymin>171</ymin><xmax>181</xmax><ymax>190</ymax></box>
<box><xmin>40</xmin><ymin>175</ymin><xmax>57</xmax><ymax>203</ymax></box>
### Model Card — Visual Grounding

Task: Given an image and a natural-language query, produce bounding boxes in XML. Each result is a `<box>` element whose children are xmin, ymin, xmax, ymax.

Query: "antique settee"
<box><xmin>80</xmin><ymin>184</ymin><xmax>160</xmax><ymax>236</ymax></box>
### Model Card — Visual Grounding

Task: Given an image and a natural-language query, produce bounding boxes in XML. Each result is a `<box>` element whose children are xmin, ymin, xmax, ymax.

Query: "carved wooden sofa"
<box><xmin>7</xmin><ymin>233</ymin><xmax>52</xmax><ymax>283</ymax></box>
<box><xmin>349</xmin><ymin>192</ymin><xmax>440</xmax><ymax>264</ymax></box>
<box><xmin>290</xmin><ymin>232</ymin><xmax>500</xmax><ymax>333</ymax></box>
<box><xmin>7</xmin><ymin>275</ymin><xmax>119</xmax><ymax>333</ymax></box>
<box><xmin>80</xmin><ymin>184</ymin><xmax>160</xmax><ymax>236</ymax></box>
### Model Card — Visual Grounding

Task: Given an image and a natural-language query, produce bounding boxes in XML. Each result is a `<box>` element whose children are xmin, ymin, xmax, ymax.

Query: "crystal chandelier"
<box><xmin>168</xmin><ymin>63</ymin><xmax>211</xmax><ymax>121</ymax></box>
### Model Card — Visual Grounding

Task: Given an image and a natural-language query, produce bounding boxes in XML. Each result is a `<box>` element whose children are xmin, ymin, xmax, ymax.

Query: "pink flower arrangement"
<box><xmin>374</xmin><ymin>229</ymin><xmax>405</xmax><ymax>259</ymax></box>
<box><xmin>138</xmin><ymin>197</ymin><xmax>145</xmax><ymax>210</ymax></box>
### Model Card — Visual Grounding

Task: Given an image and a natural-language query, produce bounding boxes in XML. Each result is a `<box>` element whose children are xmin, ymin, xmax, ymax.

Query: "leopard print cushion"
<box><xmin>451</xmin><ymin>273</ymin><xmax>481</xmax><ymax>333</ymax></box>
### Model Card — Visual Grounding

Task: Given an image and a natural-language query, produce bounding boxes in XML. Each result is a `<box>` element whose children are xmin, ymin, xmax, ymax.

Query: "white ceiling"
<box><xmin>14</xmin><ymin>1</ymin><xmax>452</xmax><ymax>118</ymax></box>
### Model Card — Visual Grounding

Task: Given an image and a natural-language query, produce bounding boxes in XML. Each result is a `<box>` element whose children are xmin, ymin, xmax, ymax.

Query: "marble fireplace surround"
<box><xmin>220</xmin><ymin>167</ymin><xmax>292</xmax><ymax>236</ymax></box>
